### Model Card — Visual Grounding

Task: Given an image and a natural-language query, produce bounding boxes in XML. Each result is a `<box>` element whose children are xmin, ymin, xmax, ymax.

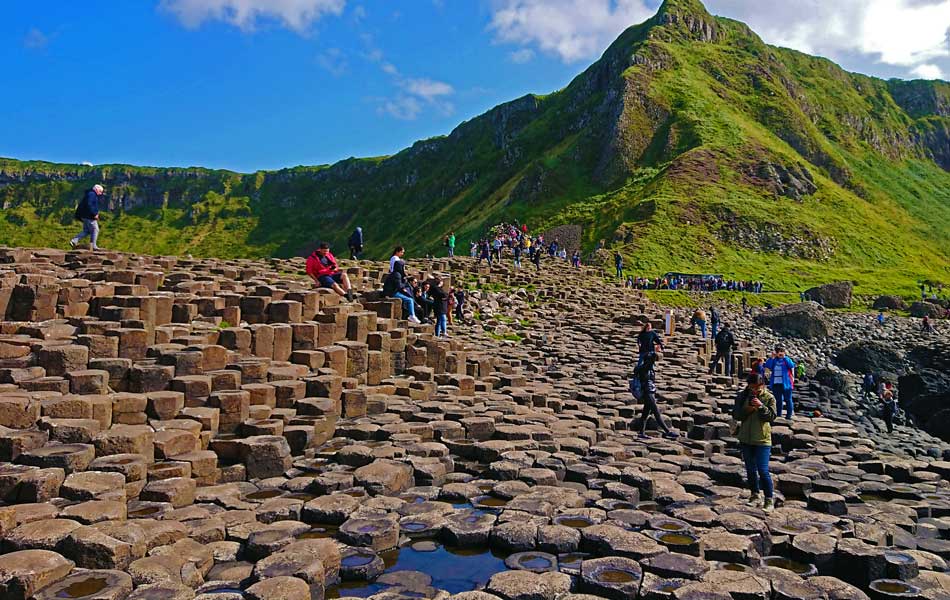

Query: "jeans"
<box><xmin>639</xmin><ymin>391</ymin><xmax>671</xmax><ymax>434</ymax></box>
<box><xmin>712</xmin><ymin>322</ymin><xmax>719</xmax><ymax>340</ymax></box>
<box><xmin>448</xmin><ymin>247</ymin><xmax>454</xmax><ymax>257</ymax></box>
<box><xmin>435</xmin><ymin>314</ymin><xmax>447</xmax><ymax>336</ymax></box>
<box><xmin>73</xmin><ymin>218</ymin><xmax>99</xmax><ymax>248</ymax></box>
<box><xmin>696</xmin><ymin>320</ymin><xmax>707</xmax><ymax>339</ymax></box>
<box><xmin>710</xmin><ymin>350</ymin><xmax>732</xmax><ymax>376</ymax></box>
<box><xmin>771</xmin><ymin>384</ymin><xmax>793</xmax><ymax>418</ymax></box>
<box><xmin>740</xmin><ymin>443</ymin><xmax>773</xmax><ymax>498</ymax></box>
<box><xmin>393</xmin><ymin>292</ymin><xmax>416</xmax><ymax>318</ymax></box>
<box><xmin>616</xmin><ymin>266</ymin><xmax>624</xmax><ymax>280</ymax></box>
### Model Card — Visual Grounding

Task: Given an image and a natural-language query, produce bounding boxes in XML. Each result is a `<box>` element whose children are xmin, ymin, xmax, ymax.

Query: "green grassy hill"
<box><xmin>2</xmin><ymin>0</ymin><xmax>948</xmax><ymax>297</ymax></box>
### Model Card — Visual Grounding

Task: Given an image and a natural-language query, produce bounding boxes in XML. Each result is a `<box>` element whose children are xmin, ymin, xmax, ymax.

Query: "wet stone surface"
<box><xmin>0</xmin><ymin>248</ymin><xmax>948</xmax><ymax>600</ymax></box>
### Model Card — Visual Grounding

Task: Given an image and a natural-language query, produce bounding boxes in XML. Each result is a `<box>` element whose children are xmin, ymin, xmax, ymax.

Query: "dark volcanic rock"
<box><xmin>909</xmin><ymin>301</ymin><xmax>942</xmax><ymax>318</ymax></box>
<box><xmin>805</xmin><ymin>281</ymin><xmax>853</xmax><ymax>308</ymax></box>
<box><xmin>834</xmin><ymin>341</ymin><xmax>903</xmax><ymax>374</ymax></box>
<box><xmin>754</xmin><ymin>302</ymin><xmax>831</xmax><ymax>339</ymax></box>
<box><xmin>872</xmin><ymin>295</ymin><xmax>906</xmax><ymax>310</ymax></box>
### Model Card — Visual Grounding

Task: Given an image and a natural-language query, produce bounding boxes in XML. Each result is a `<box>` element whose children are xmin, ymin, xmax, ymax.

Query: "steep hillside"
<box><xmin>1</xmin><ymin>0</ymin><xmax>948</xmax><ymax>296</ymax></box>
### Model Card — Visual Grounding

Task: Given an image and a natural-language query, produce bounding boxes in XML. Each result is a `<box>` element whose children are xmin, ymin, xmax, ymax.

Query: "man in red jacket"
<box><xmin>306</xmin><ymin>242</ymin><xmax>354</xmax><ymax>301</ymax></box>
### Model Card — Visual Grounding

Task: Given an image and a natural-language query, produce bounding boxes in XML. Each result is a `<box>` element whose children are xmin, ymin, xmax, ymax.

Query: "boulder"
<box><xmin>873</xmin><ymin>295</ymin><xmax>906</xmax><ymax>310</ymax></box>
<box><xmin>805</xmin><ymin>281</ymin><xmax>853</xmax><ymax>308</ymax></box>
<box><xmin>754</xmin><ymin>303</ymin><xmax>832</xmax><ymax>339</ymax></box>
<box><xmin>834</xmin><ymin>341</ymin><xmax>903</xmax><ymax>374</ymax></box>
<box><xmin>910</xmin><ymin>301</ymin><xmax>942</xmax><ymax>318</ymax></box>
<box><xmin>814</xmin><ymin>368</ymin><xmax>849</xmax><ymax>393</ymax></box>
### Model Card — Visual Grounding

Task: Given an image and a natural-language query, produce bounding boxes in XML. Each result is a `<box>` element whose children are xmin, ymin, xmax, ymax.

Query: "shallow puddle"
<box><xmin>55</xmin><ymin>576</ymin><xmax>108</xmax><ymax>598</ymax></box>
<box><xmin>327</xmin><ymin>543</ymin><xmax>507</xmax><ymax>598</ymax></box>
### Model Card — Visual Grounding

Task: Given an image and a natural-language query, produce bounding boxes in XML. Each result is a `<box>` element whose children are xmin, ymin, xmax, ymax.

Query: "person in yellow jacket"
<box><xmin>732</xmin><ymin>373</ymin><xmax>777</xmax><ymax>512</ymax></box>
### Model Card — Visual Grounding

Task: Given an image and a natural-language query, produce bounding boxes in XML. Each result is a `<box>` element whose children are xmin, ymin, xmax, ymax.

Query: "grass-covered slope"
<box><xmin>1</xmin><ymin>0</ymin><xmax>948</xmax><ymax>296</ymax></box>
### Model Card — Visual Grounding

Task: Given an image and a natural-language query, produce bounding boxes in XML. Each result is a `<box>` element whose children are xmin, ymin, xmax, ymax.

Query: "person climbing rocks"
<box><xmin>454</xmin><ymin>288</ymin><xmax>466</xmax><ymax>323</ymax></box>
<box><xmin>709</xmin><ymin>323</ymin><xmax>736</xmax><ymax>376</ymax></box>
<box><xmin>764</xmin><ymin>345</ymin><xmax>796</xmax><ymax>420</ymax></box>
<box><xmin>478</xmin><ymin>240</ymin><xmax>492</xmax><ymax>267</ymax></box>
<box><xmin>614</xmin><ymin>252</ymin><xmax>624</xmax><ymax>281</ymax></box>
<box><xmin>430</xmin><ymin>277</ymin><xmax>449</xmax><ymax>337</ymax></box>
<box><xmin>922</xmin><ymin>316</ymin><xmax>936</xmax><ymax>333</ymax></box>
<box><xmin>710</xmin><ymin>306</ymin><xmax>721</xmax><ymax>340</ymax></box>
<box><xmin>637</xmin><ymin>322</ymin><xmax>664</xmax><ymax>368</ymax></box>
<box><xmin>388</xmin><ymin>246</ymin><xmax>405</xmax><ymax>273</ymax></box>
<box><xmin>634</xmin><ymin>351</ymin><xmax>678</xmax><ymax>440</ymax></box>
<box><xmin>862</xmin><ymin>372</ymin><xmax>876</xmax><ymax>399</ymax></box>
<box><xmin>446</xmin><ymin>232</ymin><xmax>456</xmax><ymax>258</ymax></box>
<box><xmin>513</xmin><ymin>243</ymin><xmax>522</xmax><ymax>268</ymax></box>
<box><xmin>70</xmin><ymin>184</ymin><xmax>105</xmax><ymax>251</ymax></box>
<box><xmin>733</xmin><ymin>373</ymin><xmax>777</xmax><ymax>512</ymax></box>
<box><xmin>306</xmin><ymin>242</ymin><xmax>354</xmax><ymax>301</ymax></box>
<box><xmin>691</xmin><ymin>308</ymin><xmax>708</xmax><ymax>339</ymax></box>
<box><xmin>741</xmin><ymin>296</ymin><xmax>748</xmax><ymax>315</ymax></box>
<box><xmin>877</xmin><ymin>311</ymin><xmax>885</xmax><ymax>326</ymax></box>
<box><xmin>348</xmin><ymin>227</ymin><xmax>364</xmax><ymax>260</ymax></box>
<box><xmin>881</xmin><ymin>389</ymin><xmax>897</xmax><ymax>434</ymax></box>
<box><xmin>532</xmin><ymin>246</ymin><xmax>542</xmax><ymax>272</ymax></box>
<box><xmin>571</xmin><ymin>251</ymin><xmax>581</xmax><ymax>268</ymax></box>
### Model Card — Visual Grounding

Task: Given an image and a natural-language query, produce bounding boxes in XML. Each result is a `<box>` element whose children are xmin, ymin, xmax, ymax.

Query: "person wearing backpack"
<box><xmin>709</xmin><ymin>323</ymin><xmax>736</xmax><ymax>376</ymax></box>
<box><xmin>733</xmin><ymin>373</ymin><xmax>777</xmax><ymax>512</ymax></box>
<box><xmin>633</xmin><ymin>351</ymin><xmax>678</xmax><ymax>440</ymax></box>
<box><xmin>70</xmin><ymin>184</ymin><xmax>105</xmax><ymax>250</ymax></box>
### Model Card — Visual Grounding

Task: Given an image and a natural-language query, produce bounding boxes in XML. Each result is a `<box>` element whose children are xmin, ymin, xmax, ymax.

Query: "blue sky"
<box><xmin>4</xmin><ymin>0</ymin><xmax>949</xmax><ymax>172</ymax></box>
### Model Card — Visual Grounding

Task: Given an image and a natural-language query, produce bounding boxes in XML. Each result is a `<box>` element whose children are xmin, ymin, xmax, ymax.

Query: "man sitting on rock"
<box><xmin>306</xmin><ymin>242</ymin><xmax>354</xmax><ymax>301</ymax></box>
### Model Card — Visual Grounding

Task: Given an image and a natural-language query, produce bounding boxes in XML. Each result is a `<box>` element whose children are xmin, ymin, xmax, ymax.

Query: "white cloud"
<box><xmin>489</xmin><ymin>0</ymin><xmax>653</xmax><ymax>63</ymax></box>
<box><xmin>23</xmin><ymin>27</ymin><xmax>49</xmax><ymax>50</ymax></box>
<box><xmin>316</xmin><ymin>47</ymin><xmax>348</xmax><ymax>76</ymax></box>
<box><xmin>912</xmin><ymin>63</ymin><xmax>945</xmax><ymax>79</ymax></box>
<box><xmin>404</xmin><ymin>78</ymin><xmax>454</xmax><ymax>101</ymax></box>
<box><xmin>708</xmin><ymin>0</ymin><xmax>950</xmax><ymax>72</ymax></box>
<box><xmin>378</xmin><ymin>96</ymin><xmax>423</xmax><ymax>120</ymax></box>
<box><xmin>160</xmin><ymin>0</ymin><xmax>346</xmax><ymax>32</ymax></box>
<box><xmin>509</xmin><ymin>48</ymin><xmax>535</xmax><ymax>63</ymax></box>
<box><xmin>488</xmin><ymin>0</ymin><xmax>950</xmax><ymax>79</ymax></box>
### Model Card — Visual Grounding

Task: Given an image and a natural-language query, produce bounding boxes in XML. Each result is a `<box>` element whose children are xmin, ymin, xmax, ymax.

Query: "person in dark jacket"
<box><xmin>709</xmin><ymin>324</ymin><xmax>736</xmax><ymax>376</ymax></box>
<box><xmin>733</xmin><ymin>373</ymin><xmax>777</xmax><ymax>512</ymax></box>
<box><xmin>348</xmin><ymin>227</ymin><xmax>364</xmax><ymax>260</ymax></box>
<box><xmin>636</xmin><ymin>322</ymin><xmax>664</xmax><ymax>368</ymax></box>
<box><xmin>430</xmin><ymin>277</ymin><xmax>449</xmax><ymax>337</ymax></box>
<box><xmin>881</xmin><ymin>390</ymin><xmax>897</xmax><ymax>433</ymax></box>
<box><xmin>70</xmin><ymin>184</ymin><xmax>105</xmax><ymax>250</ymax></box>
<box><xmin>710</xmin><ymin>306</ymin><xmax>721</xmax><ymax>340</ymax></box>
<box><xmin>634</xmin><ymin>352</ymin><xmax>678</xmax><ymax>439</ymax></box>
<box><xmin>532</xmin><ymin>247</ymin><xmax>542</xmax><ymax>271</ymax></box>
<box><xmin>454</xmin><ymin>289</ymin><xmax>466</xmax><ymax>322</ymax></box>
<box><xmin>614</xmin><ymin>252</ymin><xmax>624</xmax><ymax>281</ymax></box>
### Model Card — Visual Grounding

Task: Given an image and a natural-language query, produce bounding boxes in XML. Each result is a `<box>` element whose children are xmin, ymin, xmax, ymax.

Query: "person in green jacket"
<box><xmin>446</xmin><ymin>232</ymin><xmax>456</xmax><ymax>258</ymax></box>
<box><xmin>733</xmin><ymin>372</ymin><xmax>777</xmax><ymax>512</ymax></box>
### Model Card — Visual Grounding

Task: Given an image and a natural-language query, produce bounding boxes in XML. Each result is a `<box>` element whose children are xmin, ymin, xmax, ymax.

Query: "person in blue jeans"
<box><xmin>733</xmin><ymin>373</ymin><xmax>777</xmax><ymax>511</ymax></box>
<box><xmin>381</xmin><ymin>261</ymin><xmax>421</xmax><ymax>324</ymax></box>
<box><xmin>764</xmin><ymin>345</ymin><xmax>796</xmax><ymax>419</ymax></box>
<box><xmin>430</xmin><ymin>277</ymin><xmax>449</xmax><ymax>337</ymax></box>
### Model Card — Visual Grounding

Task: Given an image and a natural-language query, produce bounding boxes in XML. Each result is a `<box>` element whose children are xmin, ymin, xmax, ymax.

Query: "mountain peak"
<box><xmin>654</xmin><ymin>0</ymin><xmax>718</xmax><ymax>42</ymax></box>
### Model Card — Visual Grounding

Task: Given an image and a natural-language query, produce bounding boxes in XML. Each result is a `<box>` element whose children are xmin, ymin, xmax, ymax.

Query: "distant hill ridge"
<box><xmin>2</xmin><ymin>0</ymin><xmax>948</xmax><ymax>296</ymax></box>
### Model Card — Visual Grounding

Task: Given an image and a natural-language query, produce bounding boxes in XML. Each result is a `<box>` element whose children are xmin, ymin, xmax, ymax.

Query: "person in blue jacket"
<box><xmin>764</xmin><ymin>345</ymin><xmax>796</xmax><ymax>419</ymax></box>
<box><xmin>70</xmin><ymin>184</ymin><xmax>104</xmax><ymax>250</ymax></box>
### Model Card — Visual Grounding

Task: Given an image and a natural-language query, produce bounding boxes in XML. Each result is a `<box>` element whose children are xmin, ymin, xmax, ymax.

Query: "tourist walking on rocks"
<box><xmin>478</xmin><ymin>240</ymin><xmax>492</xmax><ymax>267</ymax></box>
<box><xmin>70</xmin><ymin>184</ymin><xmax>104</xmax><ymax>250</ymax></box>
<box><xmin>430</xmin><ymin>278</ymin><xmax>449</xmax><ymax>337</ymax></box>
<box><xmin>532</xmin><ymin>247</ymin><xmax>542</xmax><ymax>272</ymax></box>
<box><xmin>710</xmin><ymin>306</ymin><xmax>721</xmax><ymax>340</ymax></box>
<box><xmin>877</xmin><ymin>311</ymin><xmax>886</xmax><ymax>326</ymax></box>
<box><xmin>454</xmin><ymin>288</ymin><xmax>466</xmax><ymax>323</ymax></box>
<box><xmin>513</xmin><ymin>243</ymin><xmax>522</xmax><ymax>268</ymax></box>
<box><xmin>881</xmin><ymin>389</ymin><xmax>897</xmax><ymax>434</ymax></box>
<box><xmin>862</xmin><ymin>372</ymin><xmax>876</xmax><ymax>399</ymax></box>
<box><xmin>733</xmin><ymin>373</ymin><xmax>777</xmax><ymax>512</ymax></box>
<box><xmin>614</xmin><ymin>252</ymin><xmax>624</xmax><ymax>281</ymax></box>
<box><xmin>389</xmin><ymin>246</ymin><xmax>405</xmax><ymax>273</ymax></box>
<box><xmin>446</xmin><ymin>232</ymin><xmax>456</xmax><ymax>258</ymax></box>
<box><xmin>922</xmin><ymin>316</ymin><xmax>936</xmax><ymax>333</ymax></box>
<box><xmin>691</xmin><ymin>308</ymin><xmax>708</xmax><ymax>339</ymax></box>
<box><xmin>709</xmin><ymin>324</ymin><xmax>736</xmax><ymax>376</ymax></box>
<box><xmin>306</xmin><ymin>242</ymin><xmax>354</xmax><ymax>301</ymax></box>
<box><xmin>446</xmin><ymin>287</ymin><xmax>457</xmax><ymax>325</ymax></box>
<box><xmin>348</xmin><ymin>227</ymin><xmax>364</xmax><ymax>260</ymax></box>
<box><xmin>571</xmin><ymin>251</ymin><xmax>581</xmax><ymax>268</ymax></box>
<box><xmin>634</xmin><ymin>352</ymin><xmax>678</xmax><ymax>439</ymax></box>
<box><xmin>764</xmin><ymin>346</ymin><xmax>796</xmax><ymax>419</ymax></box>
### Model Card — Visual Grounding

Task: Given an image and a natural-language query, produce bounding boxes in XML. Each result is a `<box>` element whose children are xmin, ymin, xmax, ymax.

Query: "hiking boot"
<box><xmin>763</xmin><ymin>498</ymin><xmax>774</xmax><ymax>513</ymax></box>
<box><xmin>747</xmin><ymin>493</ymin><xmax>762</xmax><ymax>508</ymax></box>
<box><xmin>345</xmin><ymin>290</ymin><xmax>354</xmax><ymax>302</ymax></box>
<box><xmin>637</xmin><ymin>432</ymin><xmax>650</xmax><ymax>439</ymax></box>
<box><xmin>69</xmin><ymin>239</ymin><xmax>77</xmax><ymax>249</ymax></box>
<box><xmin>662</xmin><ymin>431</ymin><xmax>680</xmax><ymax>439</ymax></box>
<box><xmin>408</xmin><ymin>315</ymin><xmax>421</xmax><ymax>324</ymax></box>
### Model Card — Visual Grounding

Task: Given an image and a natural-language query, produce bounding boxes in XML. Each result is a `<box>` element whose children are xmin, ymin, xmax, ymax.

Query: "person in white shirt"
<box><xmin>389</xmin><ymin>246</ymin><xmax>405</xmax><ymax>273</ymax></box>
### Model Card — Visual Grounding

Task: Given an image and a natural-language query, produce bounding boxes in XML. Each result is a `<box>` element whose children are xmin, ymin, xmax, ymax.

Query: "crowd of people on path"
<box><xmin>468</xmin><ymin>222</ymin><xmax>581</xmax><ymax>271</ymax></box>
<box><xmin>623</xmin><ymin>274</ymin><xmax>765</xmax><ymax>293</ymax></box>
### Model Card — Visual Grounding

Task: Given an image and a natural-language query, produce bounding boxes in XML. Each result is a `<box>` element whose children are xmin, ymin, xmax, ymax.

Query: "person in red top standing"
<box><xmin>306</xmin><ymin>242</ymin><xmax>354</xmax><ymax>301</ymax></box>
